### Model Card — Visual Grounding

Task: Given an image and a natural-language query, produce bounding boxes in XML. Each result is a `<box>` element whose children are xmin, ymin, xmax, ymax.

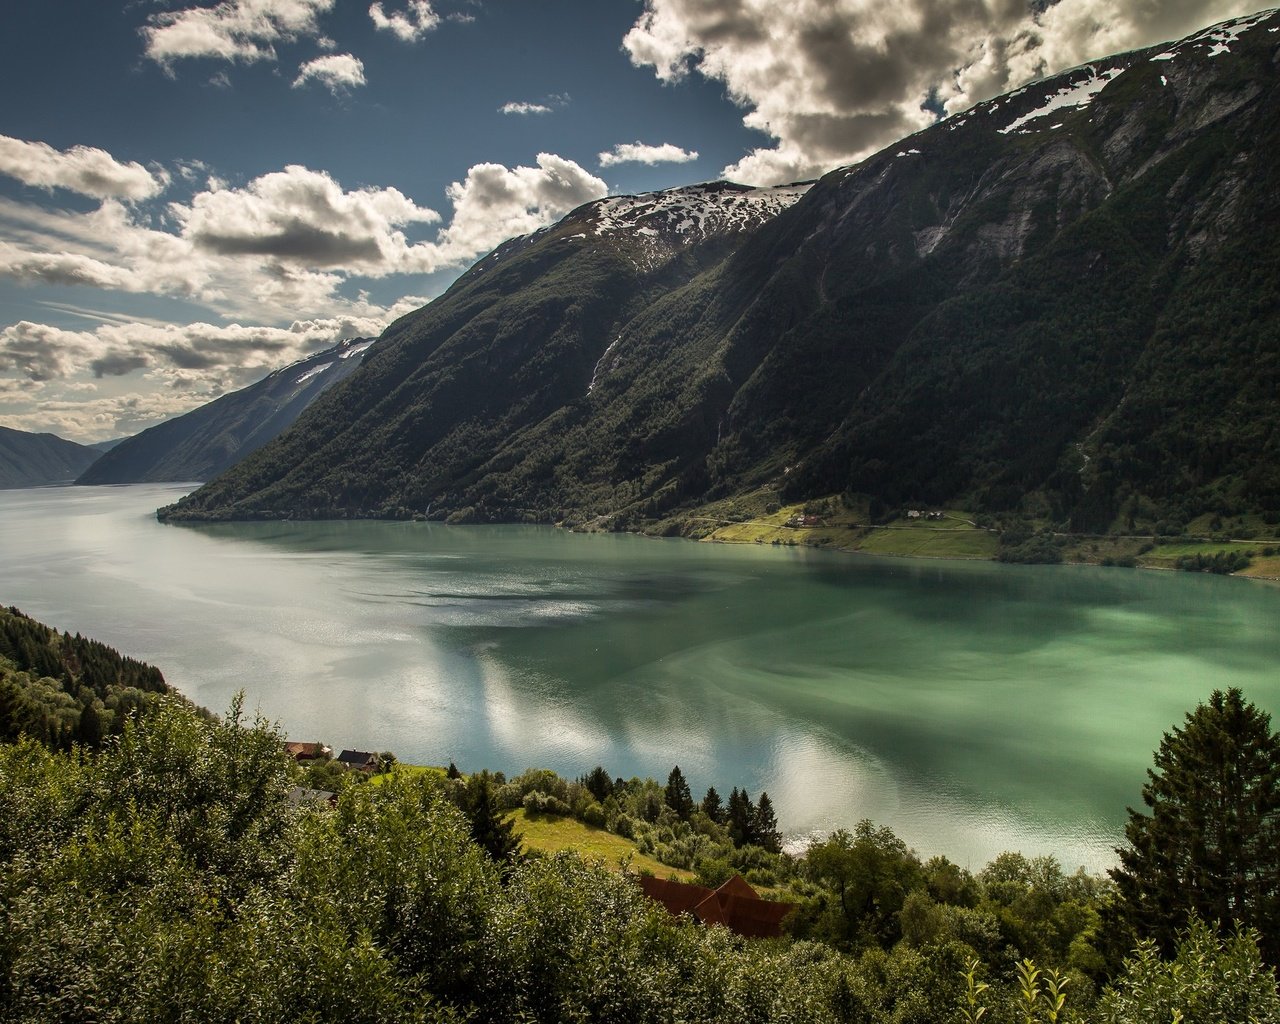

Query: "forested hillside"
<box><xmin>0</xmin><ymin>605</ymin><xmax>169</xmax><ymax>747</ymax></box>
<box><xmin>160</xmin><ymin>12</ymin><xmax>1280</xmax><ymax>538</ymax></box>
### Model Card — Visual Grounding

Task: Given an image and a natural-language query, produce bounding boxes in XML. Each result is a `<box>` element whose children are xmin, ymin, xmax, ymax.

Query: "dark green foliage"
<box><xmin>460</xmin><ymin>769</ymin><xmax>522</xmax><ymax>863</ymax></box>
<box><xmin>1175</xmin><ymin>550</ymin><xmax>1252</xmax><ymax>573</ymax></box>
<box><xmin>701</xmin><ymin>786</ymin><xmax>725</xmax><ymax>824</ymax></box>
<box><xmin>581</xmin><ymin>764</ymin><xmax>613</xmax><ymax>802</ymax></box>
<box><xmin>753</xmin><ymin>791</ymin><xmax>782</xmax><ymax>854</ymax></box>
<box><xmin>1097</xmin><ymin>919</ymin><xmax>1280</xmax><ymax>1024</ymax></box>
<box><xmin>664</xmin><ymin>764</ymin><xmax>694</xmax><ymax>820</ymax></box>
<box><xmin>1111</xmin><ymin>689</ymin><xmax>1280</xmax><ymax>965</ymax></box>
<box><xmin>804</xmin><ymin>821</ymin><xmax>924</xmax><ymax>951</ymax></box>
<box><xmin>0</xmin><ymin>605</ymin><xmax>170</xmax><ymax>748</ymax></box>
<box><xmin>727</xmin><ymin>786</ymin><xmax>757</xmax><ymax>847</ymax></box>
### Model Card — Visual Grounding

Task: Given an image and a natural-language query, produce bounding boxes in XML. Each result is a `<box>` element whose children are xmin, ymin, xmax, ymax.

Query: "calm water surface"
<box><xmin>3</xmin><ymin>483</ymin><xmax>1278</xmax><ymax>871</ymax></box>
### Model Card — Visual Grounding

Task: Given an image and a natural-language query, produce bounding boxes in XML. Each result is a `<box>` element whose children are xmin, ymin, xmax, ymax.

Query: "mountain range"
<box><xmin>159</xmin><ymin>11</ymin><xmax>1280</xmax><ymax>536</ymax></box>
<box><xmin>0</xmin><ymin>426</ymin><xmax>101</xmax><ymax>489</ymax></box>
<box><xmin>80</xmin><ymin>338</ymin><xmax>375</xmax><ymax>485</ymax></box>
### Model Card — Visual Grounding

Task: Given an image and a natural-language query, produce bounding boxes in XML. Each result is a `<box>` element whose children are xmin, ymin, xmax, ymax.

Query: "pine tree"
<box><xmin>462</xmin><ymin>770</ymin><xmax>521</xmax><ymax>863</ymax></box>
<box><xmin>701</xmin><ymin>786</ymin><xmax>725</xmax><ymax>824</ymax></box>
<box><xmin>1111</xmin><ymin>688</ymin><xmax>1280</xmax><ymax>964</ymax></box>
<box><xmin>753</xmin><ymin>791</ymin><xmax>782</xmax><ymax>853</ymax></box>
<box><xmin>727</xmin><ymin>787</ymin><xmax>757</xmax><ymax>847</ymax></box>
<box><xmin>664</xmin><ymin>765</ymin><xmax>694</xmax><ymax>820</ymax></box>
<box><xmin>582</xmin><ymin>765</ymin><xmax>613</xmax><ymax>803</ymax></box>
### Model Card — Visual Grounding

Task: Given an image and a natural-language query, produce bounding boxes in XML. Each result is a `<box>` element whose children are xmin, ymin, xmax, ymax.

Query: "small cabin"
<box><xmin>284</xmin><ymin>740</ymin><xmax>331</xmax><ymax>761</ymax></box>
<box><xmin>337</xmin><ymin>749</ymin><xmax>378</xmax><ymax>771</ymax></box>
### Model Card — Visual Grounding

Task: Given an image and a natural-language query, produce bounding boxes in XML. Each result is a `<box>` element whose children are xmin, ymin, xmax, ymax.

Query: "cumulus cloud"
<box><xmin>0</xmin><ymin>306</ymin><xmax>421</xmax><ymax>390</ymax></box>
<box><xmin>174</xmin><ymin>164</ymin><xmax>439</xmax><ymax>270</ymax></box>
<box><xmin>500</xmin><ymin>101</ymin><xmax>553</xmax><ymax>115</ymax></box>
<box><xmin>623</xmin><ymin>0</ymin><xmax>1261</xmax><ymax>184</ymax></box>
<box><xmin>369</xmin><ymin>0</ymin><xmax>439</xmax><ymax>41</ymax></box>
<box><xmin>0</xmin><ymin>135</ymin><xmax>167</xmax><ymax>201</ymax></box>
<box><xmin>292</xmin><ymin>53</ymin><xmax>367</xmax><ymax>93</ymax></box>
<box><xmin>436</xmin><ymin>153</ymin><xmax>607</xmax><ymax>259</ymax></box>
<box><xmin>143</xmin><ymin>0</ymin><xmax>335</xmax><ymax>68</ymax></box>
<box><xmin>598</xmin><ymin>141</ymin><xmax>699</xmax><ymax>167</ymax></box>
<box><xmin>0</xmin><ymin>142</ymin><xmax>603</xmax><ymax>327</ymax></box>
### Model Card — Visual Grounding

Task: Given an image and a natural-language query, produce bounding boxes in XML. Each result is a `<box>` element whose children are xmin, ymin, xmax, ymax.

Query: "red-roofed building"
<box><xmin>635</xmin><ymin>874</ymin><xmax>793</xmax><ymax>939</ymax></box>
<box><xmin>284</xmin><ymin>741</ymin><xmax>331</xmax><ymax>761</ymax></box>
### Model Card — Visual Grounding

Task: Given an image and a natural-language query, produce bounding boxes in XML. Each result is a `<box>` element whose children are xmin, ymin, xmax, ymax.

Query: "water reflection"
<box><xmin>1</xmin><ymin>483</ymin><xmax>1277</xmax><ymax>873</ymax></box>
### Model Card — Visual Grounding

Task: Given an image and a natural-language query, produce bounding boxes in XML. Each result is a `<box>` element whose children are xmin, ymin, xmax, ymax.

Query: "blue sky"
<box><xmin>0</xmin><ymin>0</ymin><xmax>1262</xmax><ymax>441</ymax></box>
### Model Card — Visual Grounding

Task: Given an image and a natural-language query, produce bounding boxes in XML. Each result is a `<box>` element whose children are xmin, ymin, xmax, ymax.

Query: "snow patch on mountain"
<box><xmin>1148</xmin><ymin>9</ymin><xmax>1276</xmax><ymax>62</ymax></box>
<box><xmin>582</xmin><ymin>182</ymin><xmax>812</xmax><ymax>271</ymax></box>
<box><xmin>998</xmin><ymin>66</ymin><xmax>1124</xmax><ymax>135</ymax></box>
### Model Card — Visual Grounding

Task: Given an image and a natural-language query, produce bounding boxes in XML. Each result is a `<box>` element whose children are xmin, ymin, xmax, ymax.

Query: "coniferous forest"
<box><xmin>1</xmin><ymin>607</ymin><xmax>1277</xmax><ymax>1022</ymax></box>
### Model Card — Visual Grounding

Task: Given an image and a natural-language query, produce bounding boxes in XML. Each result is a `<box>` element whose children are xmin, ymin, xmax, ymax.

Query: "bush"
<box><xmin>522</xmin><ymin>791</ymin><xmax>572</xmax><ymax>817</ymax></box>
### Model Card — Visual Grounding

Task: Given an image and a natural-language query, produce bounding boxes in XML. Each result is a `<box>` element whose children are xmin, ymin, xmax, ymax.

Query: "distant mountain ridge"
<box><xmin>160</xmin><ymin>10</ymin><xmax>1280</xmax><ymax>535</ymax></box>
<box><xmin>80</xmin><ymin>338</ymin><xmax>375</xmax><ymax>485</ymax></box>
<box><xmin>0</xmin><ymin>426</ymin><xmax>100</xmax><ymax>489</ymax></box>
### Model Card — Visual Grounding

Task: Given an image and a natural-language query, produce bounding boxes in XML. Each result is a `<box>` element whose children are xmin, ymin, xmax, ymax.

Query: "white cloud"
<box><xmin>436</xmin><ymin>153</ymin><xmax>608</xmax><ymax>260</ymax></box>
<box><xmin>0</xmin><ymin>298</ymin><xmax>438</xmax><ymax>440</ymax></box>
<box><xmin>0</xmin><ymin>135</ymin><xmax>167</xmax><ymax>201</ymax></box>
<box><xmin>0</xmin><ymin>307</ymin><xmax>417</xmax><ymax>386</ymax></box>
<box><xmin>500</xmin><ymin>101</ymin><xmax>553</xmax><ymax>115</ymax></box>
<box><xmin>598</xmin><ymin>141</ymin><xmax>699</xmax><ymax>167</ymax></box>
<box><xmin>623</xmin><ymin>0</ymin><xmax>1262</xmax><ymax>184</ymax></box>
<box><xmin>143</xmin><ymin>0</ymin><xmax>335</xmax><ymax>69</ymax></box>
<box><xmin>369</xmin><ymin>1</ymin><xmax>440</xmax><ymax>42</ymax></box>
<box><xmin>292</xmin><ymin>53</ymin><xmax>367</xmax><ymax>93</ymax></box>
<box><xmin>0</xmin><ymin>148</ymin><xmax>604</xmax><ymax>323</ymax></box>
<box><xmin>174</xmin><ymin>164</ymin><xmax>439</xmax><ymax>269</ymax></box>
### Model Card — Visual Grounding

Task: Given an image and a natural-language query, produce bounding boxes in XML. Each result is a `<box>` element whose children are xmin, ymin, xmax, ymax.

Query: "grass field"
<box><xmin>370</xmin><ymin>764</ymin><xmax>447</xmax><ymax>786</ymax></box>
<box><xmin>702</xmin><ymin>500</ymin><xmax>997</xmax><ymax>560</ymax></box>
<box><xmin>510</xmin><ymin>808</ymin><xmax>693</xmax><ymax>880</ymax></box>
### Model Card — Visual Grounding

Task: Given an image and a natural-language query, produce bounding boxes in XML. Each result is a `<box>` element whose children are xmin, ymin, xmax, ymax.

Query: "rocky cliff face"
<box><xmin>160</xmin><ymin>10</ymin><xmax>1280</xmax><ymax>532</ymax></box>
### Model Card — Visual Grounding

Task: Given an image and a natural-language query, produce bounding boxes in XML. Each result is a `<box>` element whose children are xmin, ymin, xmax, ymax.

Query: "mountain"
<box><xmin>160</xmin><ymin>11</ymin><xmax>1280</xmax><ymax>536</ymax></box>
<box><xmin>0</xmin><ymin>426</ymin><xmax>101</xmax><ymax>489</ymax></box>
<box><xmin>80</xmin><ymin>338</ymin><xmax>376</xmax><ymax>484</ymax></box>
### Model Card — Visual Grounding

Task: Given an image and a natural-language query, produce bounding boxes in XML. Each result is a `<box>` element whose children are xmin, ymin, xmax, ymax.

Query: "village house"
<box><xmin>284</xmin><ymin>740</ymin><xmax>331</xmax><ymax>761</ymax></box>
<box><xmin>286</xmin><ymin>786</ymin><xmax>338</xmax><ymax>808</ymax></box>
<box><xmin>337</xmin><ymin>749</ymin><xmax>379</xmax><ymax>771</ymax></box>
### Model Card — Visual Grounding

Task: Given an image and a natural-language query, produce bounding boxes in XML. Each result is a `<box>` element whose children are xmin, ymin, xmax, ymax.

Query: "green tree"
<box><xmin>1097</xmin><ymin>918</ymin><xmax>1280</xmax><ymax>1024</ymax></box>
<box><xmin>701</xmin><ymin>786</ymin><xmax>725</xmax><ymax>824</ymax></box>
<box><xmin>1111</xmin><ymin>689</ymin><xmax>1280</xmax><ymax>964</ymax></box>
<box><xmin>753</xmin><ymin>791</ymin><xmax>782</xmax><ymax>854</ymax></box>
<box><xmin>461</xmin><ymin>769</ymin><xmax>521</xmax><ymax>863</ymax></box>
<box><xmin>664</xmin><ymin>765</ymin><xmax>694</xmax><ymax>820</ymax></box>
<box><xmin>727</xmin><ymin>787</ymin><xmax>757</xmax><ymax>847</ymax></box>
<box><xmin>806</xmin><ymin>820</ymin><xmax>922</xmax><ymax>950</ymax></box>
<box><xmin>582</xmin><ymin>764</ymin><xmax>613</xmax><ymax>803</ymax></box>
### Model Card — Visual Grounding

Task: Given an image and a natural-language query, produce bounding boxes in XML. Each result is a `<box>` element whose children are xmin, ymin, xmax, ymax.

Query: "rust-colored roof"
<box><xmin>635</xmin><ymin>873</ymin><xmax>792</xmax><ymax>939</ymax></box>
<box><xmin>284</xmin><ymin>741</ymin><xmax>326</xmax><ymax>759</ymax></box>
<box><xmin>636</xmin><ymin>875</ymin><xmax>713</xmax><ymax>916</ymax></box>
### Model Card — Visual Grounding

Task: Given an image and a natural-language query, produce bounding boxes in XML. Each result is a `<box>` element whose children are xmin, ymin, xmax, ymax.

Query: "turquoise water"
<box><xmin>2</xmin><ymin>483</ymin><xmax>1277</xmax><ymax>870</ymax></box>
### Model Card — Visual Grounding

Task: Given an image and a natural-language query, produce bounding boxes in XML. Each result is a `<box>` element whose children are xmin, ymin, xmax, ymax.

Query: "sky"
<box><xmin>0</xmin><ymin>0</ymin><xmax>1268</xmax><ymax>443</ymax></box>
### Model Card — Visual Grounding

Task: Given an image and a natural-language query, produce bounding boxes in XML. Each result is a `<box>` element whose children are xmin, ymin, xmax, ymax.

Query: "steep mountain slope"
<box><xmin>0</xmin><ymin>426</ymin><xmax>100</xmax><ymax>488</ymax></box>
<box><xmin>80</xmin><ymin>338</ymin><xmax>375</xmax><ymax>484</ymax></box>
<box><xmin>161</xmin><ymin>11</ymin><xmax>1280</xmax><ymax>533</ymax></box>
